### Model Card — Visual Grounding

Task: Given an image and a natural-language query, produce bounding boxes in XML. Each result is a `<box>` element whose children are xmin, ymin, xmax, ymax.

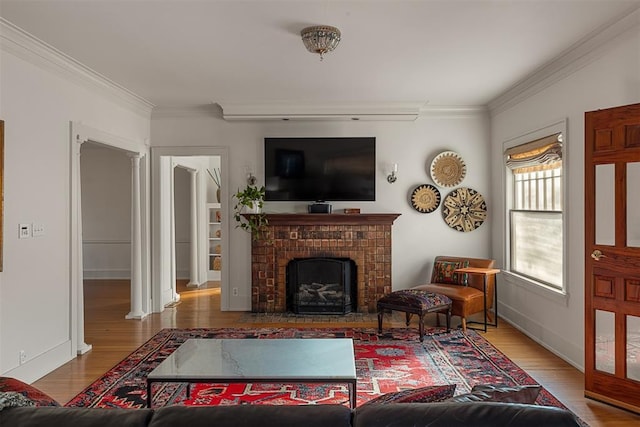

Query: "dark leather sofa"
<box><xmin>0</xmin><ymin>401</ymin><xmax>582</xmax><ymax>426</ymax></box>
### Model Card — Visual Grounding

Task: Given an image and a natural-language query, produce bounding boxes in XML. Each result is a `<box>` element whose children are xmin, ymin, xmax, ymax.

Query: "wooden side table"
<box><xmin>454</xmin><ymin>267</ymin><xmax>501</xmax><ymax>332</ymax></box>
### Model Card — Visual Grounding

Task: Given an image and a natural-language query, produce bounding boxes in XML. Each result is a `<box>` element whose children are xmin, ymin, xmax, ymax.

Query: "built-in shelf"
<box><xmin>207</xmin><ymin>203</ymin><xmax>222</xmax><ymax>280</ymax></box>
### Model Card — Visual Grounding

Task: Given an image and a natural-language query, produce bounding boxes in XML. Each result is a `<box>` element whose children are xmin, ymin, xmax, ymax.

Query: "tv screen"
<box><xmin>264</xmin><ymin>137</ymin><xmax>376</xmax><ymax>202</ymax></box>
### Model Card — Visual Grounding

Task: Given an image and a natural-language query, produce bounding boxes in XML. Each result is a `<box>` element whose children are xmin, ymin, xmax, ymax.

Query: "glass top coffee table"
<box><xmin>146</xmin><ymin>338</ymin><xmax>357</xmax><ymax>408</ymax></box>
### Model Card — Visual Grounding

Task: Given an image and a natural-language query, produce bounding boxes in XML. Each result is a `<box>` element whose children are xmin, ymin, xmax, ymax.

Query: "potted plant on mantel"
<box><xmin>232</xmin><ymin>184</ymin><xmax>269</xmax><ymax>241</ymax></box>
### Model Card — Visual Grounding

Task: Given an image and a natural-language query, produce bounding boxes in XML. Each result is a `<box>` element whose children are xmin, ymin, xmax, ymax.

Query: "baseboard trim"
<box><xmin>84</xmin><ymin>269</ymin><xmax>131</xmax><ymax>280</ymax></box>
<box><xmin>498</xmin><ymin>302</ymin><xmax>584</xmax><ymax>371</ymax></box>
<box><xmin>84</xmin><ymin>270</ymin><xmax>190</xmax><ymax>280</ymax></box>
<box><xmin>2</xmin><ymin>340</ymin><xmax>73</xmax><ymax>384</ymax></box>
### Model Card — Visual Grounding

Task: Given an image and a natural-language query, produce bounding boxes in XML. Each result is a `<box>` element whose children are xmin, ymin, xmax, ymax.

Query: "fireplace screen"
<box><xmin>287</xmin><ymin>257</ymin><xmax>356</xmax><ymax>314</ymax></box>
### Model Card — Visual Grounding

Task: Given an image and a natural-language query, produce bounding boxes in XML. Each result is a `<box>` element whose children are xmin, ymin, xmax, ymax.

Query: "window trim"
<box><xmin>502</xmin><ymin>270</ymin><xmax>569</xmax><ymax>306</ymax></box>
<box><xmin>502</xmin><ymin>119</ymin><xmax>568</xmax><ymax>302</ymax></box>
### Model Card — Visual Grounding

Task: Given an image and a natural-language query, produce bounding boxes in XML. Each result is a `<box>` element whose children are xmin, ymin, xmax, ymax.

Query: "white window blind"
<box><xmin>506</xmin><ymin>133</ymin><xmax>563</xmax><ymax>289</ymax></box>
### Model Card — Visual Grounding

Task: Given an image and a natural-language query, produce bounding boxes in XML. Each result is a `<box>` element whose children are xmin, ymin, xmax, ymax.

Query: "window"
<box><xmin>505</xmin><ymin>132</ymin><xmax>563</xmax><ymax>290</ymax></box>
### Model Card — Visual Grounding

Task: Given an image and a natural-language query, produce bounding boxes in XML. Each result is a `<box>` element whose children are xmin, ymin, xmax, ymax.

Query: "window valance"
<box><xmin>505</xmin><ymin>133</ymin><xmax>562</xmax><ymax>174</ymax></box>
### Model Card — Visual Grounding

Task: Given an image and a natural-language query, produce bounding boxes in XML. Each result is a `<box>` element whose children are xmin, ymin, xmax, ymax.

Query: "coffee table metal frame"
<box><xmin>146</xmin><ymin>338</ymin><xmax>357</xmax><ymax>408</ymax></box>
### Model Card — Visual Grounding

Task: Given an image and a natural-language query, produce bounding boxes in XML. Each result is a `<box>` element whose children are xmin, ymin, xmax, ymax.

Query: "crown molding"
<box><xmin>419</xmin><ymin>105</ymin><xmax>488</xmax><ymax>118</ymax></box>
<box><xmin>0</xmin><ymin>18</ymin><xmax>154</xmax><ymax>119</ymax></box>
<box><xmin>151</xmin><ymin>104</ymin><xmax>222</xmax><ymax>119</ymax></box>
<box><xmin>219</xmin><ymin>102</ymin><xmax>426</xmax><ymax>121</ymax></box>
<box><xmin>153</xmin><ymin>103</ymin><xmax>488</xmax><ymax>121</ymax></box>
<box><xmin>488</xmin><ymin>6</ymin><xmax>640</xmax><ymax>115</ymax></box>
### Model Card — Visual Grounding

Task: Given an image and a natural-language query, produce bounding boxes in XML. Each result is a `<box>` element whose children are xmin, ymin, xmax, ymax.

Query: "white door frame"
<box><xmin>151</xmin><ymin>146</ymin><xmax>229</xmax><ymax>312</ymax></box>
<box><xmin>70</xmin><ymin>121</ymin><xmax>150</xmax><ymax>355</ymax></box>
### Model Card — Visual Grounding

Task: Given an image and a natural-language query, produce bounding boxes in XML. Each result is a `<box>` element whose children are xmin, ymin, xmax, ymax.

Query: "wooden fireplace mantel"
<box><xmin>252</xmin><ymin>213</ymin><xmax>401</xmax><ymax>226</ymax></box>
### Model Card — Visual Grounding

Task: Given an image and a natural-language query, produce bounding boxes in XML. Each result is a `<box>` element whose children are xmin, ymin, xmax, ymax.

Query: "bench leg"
<box><xmin>461</xmin><ymin>318</ymin><xmax>467</xmax><ymax>332</ymax></box>
<box><xmin>377</xmin><ymin>309</ymin><xmax>384</xmax><ymax>334</ymax></box>
<box><xmin>446</xmin><ymin>307</ymin><xmax>451</xmax><ymax>332</ymax></box>
<box><xmin>405</xmin><ymin>312</ymin><xmax>412</xmax><ymax>327</ymax></box>
<box><xmin>418</xmin><ymin>313</ymin><xmax>425</xmax><ymax>342</ymax></box>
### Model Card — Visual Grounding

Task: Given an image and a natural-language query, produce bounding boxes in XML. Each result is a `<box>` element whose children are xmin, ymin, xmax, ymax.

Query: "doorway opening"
<box><xmin>70</xmin><ymin>122</ymin><xmax>150</xmax><ymax>356</ymax></box>
<box><xmin>80</xmin><ymin>142</ymin><xmax>133</xmax><ymax>321</ymax></box>
<box><xmin>151</xmin><ymin>147</ymin><xmax>229</xmax><ymax>313</ymax></box>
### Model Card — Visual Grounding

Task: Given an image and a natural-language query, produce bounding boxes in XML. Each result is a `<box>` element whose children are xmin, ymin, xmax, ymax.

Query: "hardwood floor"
<box><xmin>32</xmin><ymin>279</ymin><xmax>640</xmax><ymax>426</ymax></box>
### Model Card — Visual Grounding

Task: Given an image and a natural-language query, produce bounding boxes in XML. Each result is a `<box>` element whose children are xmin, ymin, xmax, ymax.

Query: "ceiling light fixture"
<box><xmin>301</xmin><ymin>25</ymin><xmax>341</xmax><ymax>60</ymax></box>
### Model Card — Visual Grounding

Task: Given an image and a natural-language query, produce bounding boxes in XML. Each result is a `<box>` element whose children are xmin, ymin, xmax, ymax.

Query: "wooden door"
<box><xmin>585</xmin><ymin>103</ymin><xmax>640</xmax><ymax>412</ymax></box>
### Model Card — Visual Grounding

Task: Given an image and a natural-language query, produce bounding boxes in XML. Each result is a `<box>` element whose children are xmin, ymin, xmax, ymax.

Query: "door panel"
<box><xmin>585</xmin><ymin>103</ymin><xmax>640</xmax><ymax>413</ymax></box>
<box><xmin>595</xmin><ymin>164</ymin><xmax>615</xmax><ymax>246</ymax></box>
<box><xmin>628</xmin><ymin>162</ymin><xmax>640</xmax><ymax>247</ymax></box>
<box><xmin>627</xmin><ymin>315</ymin><xmax>640</xmax><ymax>381</ymax></box>
<box><xmin>595</xmin><ymin>309</ymin><xmax>615</xmax><ymax>374</ymax></box>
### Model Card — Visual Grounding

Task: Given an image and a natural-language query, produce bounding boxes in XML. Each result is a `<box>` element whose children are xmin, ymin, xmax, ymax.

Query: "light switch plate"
<box><xmin>19</xmin><ymin>224</ymin><xmax>31</xmax><ymax>239</ymax></box>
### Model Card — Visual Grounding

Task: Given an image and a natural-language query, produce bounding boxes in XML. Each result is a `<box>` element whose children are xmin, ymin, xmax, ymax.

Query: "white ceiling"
<box><xmin>1</xmin><ymin>0</ymin><xmax>639</xmax><ymax>110</ymax></box>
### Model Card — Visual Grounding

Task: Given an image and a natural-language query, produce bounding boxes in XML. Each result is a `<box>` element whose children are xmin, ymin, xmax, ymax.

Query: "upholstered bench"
<box><xmin>377</xmin><ymin>290</ymin><xmax>452</xmax><ymax>341</ymax></box>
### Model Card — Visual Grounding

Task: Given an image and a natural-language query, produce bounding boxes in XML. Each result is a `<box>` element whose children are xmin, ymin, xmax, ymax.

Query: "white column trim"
<box><xmin>71</xmin><ymin>130</ymin><xmax>92</xmax><ymax>355</ymax></box>
<box><xmin>186</xmin><ymin>169</ymin><xmax>201</xmax><ymax>287</ymax></box>
<box><xmin>169</xmin><ymin>163</ymin><xmax>180</xmax><ymax>303</ymax></box>
<box><xmin>125</xmin><ymin>153</ymin><xmax>147</xmax><ymax>319</ymax></box>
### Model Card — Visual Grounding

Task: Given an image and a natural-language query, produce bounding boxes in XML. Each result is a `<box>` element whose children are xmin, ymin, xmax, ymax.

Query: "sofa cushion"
<box><xmin>431</xmin><ymin>260</ymin><xmax>469</xmax><ymax>285</ymax></box>
<box><xmin>431</xmin><ymin>256</ymin><xmax>495</xmax><ymax>291</ymax></box>
<box><xmin>149</xmin><ymin>404</ymin><xmax>353</xmax><ymax>427</ymax></box>
<box><xmin>353</xmin><ymin>402</ymin><xmax>582</xmax><ymax>427</ymax></box>
<box><xmin>0</xmin><ymin>377</ymin><xmax>60</xmax><ymax>407</ymax></box>
<box><xmin>445</xmin><ymin>384</ymin><xmax>541</xmax><ymax>404</ymax></box>
<box><xmin>360</xmin><ymin>384</ymin><xmax>456</xmax><ymax>406</ymax></box>
<box><xmin>0</xmin><ymin>407</ymin><xmax>154</xmax><ymax>427</ymax></box>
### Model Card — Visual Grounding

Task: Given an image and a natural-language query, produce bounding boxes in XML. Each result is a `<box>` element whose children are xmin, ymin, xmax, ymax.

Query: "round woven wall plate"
<box><xmin>430</xmin><ymin>151</ymin><xmax>467</xmax><ymax>187</ymax></box>
<box><xmin>410</xmin><ymin>184</ymin><xmax>441</xmax><ymax>213</ymax></box>
<box><xmin>442</xmin><ymin>187</ymin><xmax>487</xmax><ymax>232</ymax></box>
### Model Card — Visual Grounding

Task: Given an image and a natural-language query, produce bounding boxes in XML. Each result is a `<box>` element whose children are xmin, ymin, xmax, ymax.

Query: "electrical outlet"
<box><xmin>232</xmin><ymin>287</ymin><xmax>239</xmax><ymax>297</ymax></box>
<box><xmin>19</xmin><ymin>350</ymin><xmax>27</xmax><ymax>365</ymax></box>
<box><xmin>19</xmin><ymin>224</ymin><xmax>31</xmax><ymax>239</ymax></box>
<box><xmin>32</xmin><ymin>223</ymin><xmax>45</xmax><ymax>237</ymax></box>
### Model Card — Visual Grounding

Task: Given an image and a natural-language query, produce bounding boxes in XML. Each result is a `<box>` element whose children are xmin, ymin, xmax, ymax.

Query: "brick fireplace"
<box><xmin>250</xmin><ymin>213</ymin><xmax>400</xmax><ymax>313</ymax></box>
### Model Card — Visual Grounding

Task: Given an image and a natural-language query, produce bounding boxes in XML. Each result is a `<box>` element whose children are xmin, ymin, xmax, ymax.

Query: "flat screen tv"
<box><xmin>264</xmin><ymin>137</ymin><xmax>376</xmax><ymax>202</ymax></box>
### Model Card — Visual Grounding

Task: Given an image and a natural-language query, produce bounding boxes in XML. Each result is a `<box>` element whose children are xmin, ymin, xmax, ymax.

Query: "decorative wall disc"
<box><xmin>442</xmin><ymin>187</ymin><xmax>487</xmax><ymax>232</ymax></box>
<box><xmin>410</xmin><ymin>184</ymin><xmax>441</xmax><ymax>213</ymax></box>
<box><xmin>430</xmin><ymin>151</ymin><xmax>467</xmax><ymax>187</ymax></box>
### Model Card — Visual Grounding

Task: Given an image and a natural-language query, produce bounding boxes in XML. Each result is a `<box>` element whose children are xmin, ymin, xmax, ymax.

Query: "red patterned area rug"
<box><xmin>65</xmin><ymin>327</ymin><xmax>567</xmax><ymax>409</ymax></box>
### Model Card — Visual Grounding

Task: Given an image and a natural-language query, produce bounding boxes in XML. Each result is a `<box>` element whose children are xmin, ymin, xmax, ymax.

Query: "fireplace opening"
<box><xmin>287</xmin><ymin>257</ymin><xmax>356</xmax><ymax>314</ymax></box>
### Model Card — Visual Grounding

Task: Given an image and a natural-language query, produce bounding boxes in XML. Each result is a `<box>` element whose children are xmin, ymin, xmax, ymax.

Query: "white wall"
<box><xmin>489</xmin><ymin>23</ymin><xmax>640</xmax><ymax>369</ymax></box>
<box><xmin>174</xmin><ymin>166</ymin><xmax>191</xmax><ymax>278</ymax></box>
<box><xmin>0</xmin><ymin>23</ymin><xmax>151</xmax><ymax>382</ymax></box>
<box><xmin>81</xmin><ymin>144</ymin><xmax>132</xmax><ymax>279</ymax></box>
<box><xmin>151</xmin><ymin>112</ymin><xmax>492</xmax><ymax>310</ymax></box>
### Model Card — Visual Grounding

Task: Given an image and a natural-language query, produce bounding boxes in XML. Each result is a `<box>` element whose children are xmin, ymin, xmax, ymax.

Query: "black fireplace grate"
<box><xmin>287</xmin><ymin>257</ymin><xmax>356</xmax><ymax>314</ymax></box>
